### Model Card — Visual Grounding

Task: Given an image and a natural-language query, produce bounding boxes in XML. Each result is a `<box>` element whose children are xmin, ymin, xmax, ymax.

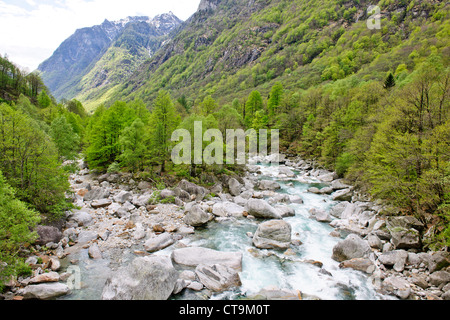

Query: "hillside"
<box><xmin>96</xmin><ymin>0</ymin><xmax>448</xmax><ymax>106</ymax></box>
<box><xmin>38</xmin><ymin>13</ymin><xmax>182</xmax><ymax>105</ymax></box>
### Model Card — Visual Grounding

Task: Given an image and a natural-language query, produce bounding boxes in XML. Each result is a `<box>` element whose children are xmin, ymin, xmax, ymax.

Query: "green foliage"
<box><xmin>0</xmin><ymin>171</ymin><xmax>40</xmax><ymax>289</ymax></box>
<box><xmin>50</xmin><ymin>116</ymin><xmax>80</xmax><ymax>160</ymax></box>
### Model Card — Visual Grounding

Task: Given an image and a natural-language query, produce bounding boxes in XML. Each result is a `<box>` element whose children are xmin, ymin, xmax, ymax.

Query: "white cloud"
<box><xmin>0</xmin><ymin>0</ymin><xmax>201</xmax><ymax>70</ymax></box>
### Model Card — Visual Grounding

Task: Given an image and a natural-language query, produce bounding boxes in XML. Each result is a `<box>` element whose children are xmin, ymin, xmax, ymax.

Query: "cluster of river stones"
<box><xmin>2</xmin><ymin>155</ymin><xmax>450</xmax><ymax>301</ymax></box>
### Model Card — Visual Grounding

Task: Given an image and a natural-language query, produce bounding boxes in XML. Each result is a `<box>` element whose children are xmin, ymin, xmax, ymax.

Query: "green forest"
<box><xmin>0</xmin><ymin>0</ymin><xmax>449</xmax><ymax>293</ymax></box>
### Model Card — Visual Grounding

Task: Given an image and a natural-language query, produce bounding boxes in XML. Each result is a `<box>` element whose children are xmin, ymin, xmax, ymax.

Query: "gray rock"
<box><xmin>332</xmin><ymin>189</ymin><xmax>353</xmax><ymax>201</ymax></box>
<box><xmin>386</xmin><ymin>216</ymin><xmax>424</xmax><ymax>231</ymax></box>
<box><xmin>228</xmin><ymin>178</ymin><xmax>242</xmax><ymax>196</ymax></box>
<box><xmin>88</xmin><ymin>243</ymin><xmax>103</xmax><ymax>259</ymax></box>
<box><xmin>113</xmin><ymin>190</ymin><xmax>133</xmax><ymax>203</ymax></box>
<box><xmin>253</xmin><ymin>220</ymin><xmax>292</xmax><ymax>250</ymax></box>
<box><xmin>68</xmin><ymin>210</ymin><xmax>93</xmax><ymax>227</ymax></box>
<box><xmin>390</xmin><ymin>227</ymin><xmax>421</xmax><ymax>250</ymax></box>
<box><xmin>274</xmin><ymin>205</ymin><xmax>295</xmax><ymax>218</ymax></box>
<box><xmin>429</xmin><ymin>271</ymin><xmax>450</xmax><ymax>287</ymax></box>
<box><xmin>257</xmin><ymin>180</ymin><xmax>281</xmax><ymax>191</ymax></box>
<box><xmin>378</xmin><ymin>250</ymin><xmax>408</xmax><ymax>272</ymax></box>
<box><xmin>184</xmin><ymin>205</ymin><xmax>212</xmax><ymax>227</ymax></box>
<box><xmin>102</xmin><ymin>256</ymin><xmax>178</xmax><ymax>300</ymax></box>
<box><xmin>339</xmin><ymin>258</ymin><xmax>375</xmax><ymax>274</ymax></box>
<box><xmin>319</xmin><ymin>187</ymin><xmax>334</xmax><ymax>195</ymax></box>
<box><xmin>173</xmin><ymin>279</ymin><xmax>189</xmax><ymax>295</ymax></box>
<box><xmin>331</xmin><ymin>234</ymin><xmax>371</xmax><ymax>262</ymax></box>
<box><xmin>330</xmin><ymin>202</ymin><xmax>350</xmax><ymax>218</ymax></box>
<box><xmin>331</xmin><ymin>179</ymin><xmax>352</xmax><ymax>190</ymax></box>
<box><xmin>159</xmin><ymin>189</ymin><xmax>175</xmax><ymax>200</ymax></box>
<box><xmin>278</xmin><ymin>167</ymin><xmax>295</xmax><ymax>177</ymax></box>
<box><xmin>35</xmin><ymin>225</ymin><xmax>63</xmax><ymax>246</ymax></box>
<box><xmin>137</xmin><ymin>181</ymin><xmax>151</xmax><ymax>190</ymax></box>
<box><xmin>212</xmin><ymin>202</ymin><xmax>245</xmax><ymax>218</ymax></box>
<box><xmin>314</xmin><ymin>210</ymin><xmax>332</xmax><ymax>223</ymax></box>
<box><xmin>307</xmin><ymin>187</ymin><xmax>320</xmax><ymax>194</ymax></box>
<box><xmin>367</xmin><ymin>234</ymin><xmax>383</xmax><ymax>250</ymax></box>
<box><xmin>428</xmin><ymin>251</ymin><xmax>450</xmax><ymax>272</ymax></box>
<box><xmin>289</xmin><ymin>195</ymin><xmax>304</xmax><ymax>204</ymax></box>
<box><xmin>195</xmin><ymin>264</ymin><xmax>242</xmax><ymax>292</ymax></box>
<box><xmin>23</xmin><ymin>283</ymin><xmax>70</xmax><ymax>300</ymax></box>
<box><xmin>442</xmin><ymin>290</ymin><xmax>450</xmax><ymax>301</ymax></box>
<box><xmin>178</xmin><ymin>180</ymin><xmax>208</xmax><ymax>201</ymax></box>
<box><xmin>91</xmin><ymin>198</ymin><xmax>112</xmax><ymax>209</ymax></box>
<box><xmin>132</xmin><ymin>193</ymin><xmax>152</xmax><ymax>207</ymax></box>
<box><xmin>76</xmin><ymin>230</ymin><xmax>98</xmax><ymax>245</ymax></box>
<box><xmin>171</xmin><ymin>247</ymin><xmax>242</xmax><ymax>270</ymax></box>
<box><xmin>245</xmin><ymin>199</ymin><xmax>282</xmax><ymax>219</ymax></box>
<box><xmin>144</xmin><ymin>233</ymin><xmax>175</xmax><ymax>253</ymax></box>
<box><xmin>83</xmin><ymin>187</ymin><xmax>110</xmax><ymax>201</ymax></box>
<box><xmin>382</xmin><ymin>276</ymin><xmax>411</xmax><ymax>299</ymax></box>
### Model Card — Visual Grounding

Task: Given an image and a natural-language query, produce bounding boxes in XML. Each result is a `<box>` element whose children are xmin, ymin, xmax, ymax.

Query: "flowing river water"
<box><xmin>60</xmin><ymin>160</ymin><xmax>390</xmax><ymax>300</ymax></box>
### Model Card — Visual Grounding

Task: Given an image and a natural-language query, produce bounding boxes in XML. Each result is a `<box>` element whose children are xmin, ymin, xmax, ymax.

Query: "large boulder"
<box><xmin>171</xmin><ymin>247</ymin><xmax>242</xmax><ymax>270</ymax></box>
<box><xmin>253</xmin><ymin>220</ymin><xmax>292</xmax><ymax>250</ymax></box>
<box><xmin>382</xmin><ymin>276</ymin><xmax>411</xmax><ymax>299</ymax></box>
<box><xmin>83</xmin><ymin>187</ymin><xmax>110</xmax><ymax>202</ymax></box>
<box><xmin>429</xmin><ymin>271</ymin><xmax>450</xmax><ymax>287</ymax></box>
<box><xmin>144</xmin><ymin>233</ymin><xmax>175</xmax><ymax>253</ymax></box>
<box><xmin>35</xmin><ymin>225</ymin><xmax>63</xmax><ymax>246</ymax></box>
<box><xmin>68</xmin><ymin>210</ymin><xmax>93</xmax><ymax>227</ymax></box>
<box><xmin>184</xmin><ymin>205</ymin><xmax>212</xmax><ymax>227</ymax></box>
<box><xmin>212</xmin><ymin>202</ymin><xmax>245</xmax><ymax>218</ymax></box>
<box><xmin>228</xmin><ymin>178</ymin><xmax>242</xmax><ymax>196</ymax></box>
<box><xmin>339</xmin><ymin>258</ymin><xmax>375</xmax><ymax>274</ymax></box>
<box><xmin>113</xmin><ymin>190</ymin><xmax>133</xmax><ymax>203</ymax></box>
<box><xmin>378</xmin><ymin>250</ymin><xmax>408</xmax><ymax>272</ymax></box>
<box><xmin>332</xmin><ymin>188</ymin><xmax>353</xmax><ymax>201</ymax></box>
<box><xmin>91</xmin><ymin>199</ymin><xmax>112</xmax><ymax>209</ymax></box>
<box><xmin>331</xmin><ymin>234</ymin><xmax>371</xmax><ymax>262</ymax></box>
<box><xmin>102</xmin><ymin>256</ymin><xmax>178</xmax><ymax>300</ymax></box>
<box><xmin>195</xmin><ymin>264</ymin><xmax>242</xmax><ymax>292</ymax></box>
<box><xmin>257</xmin><ymin>180</ymin><xmax>281</xmax><ymax>191</ymax></box>
<box><xmin>22</xmin><ymin>283</ymin><xmax>71</xmax><ymax>300</ymax></box>
<box><xmin>390</xmin><ymin>228</ymin><xmax>421</xmax><ymax>250</ymax></box>
<box><xmin>245</xmin><ymin>199</ymin><xmax>282</xmax><ymax>219</ymax></box>
<box><xmin>178</xmin><ymin>180</ymin><xmax>208</xmax><ymax>201</ymax></box>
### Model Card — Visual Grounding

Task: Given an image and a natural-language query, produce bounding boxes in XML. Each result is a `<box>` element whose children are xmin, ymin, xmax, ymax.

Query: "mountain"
<box><xmin>37</xmin><ymin>12</ymin><xmax>182</xmax><ymax>105</ymax></box>
<box><xmin>98</xmin><ymin>0</ymin><xmax>448</xmax><ymax>107</ymax></box>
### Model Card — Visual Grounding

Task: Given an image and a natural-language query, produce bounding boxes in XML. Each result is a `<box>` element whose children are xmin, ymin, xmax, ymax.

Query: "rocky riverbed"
<box><xmin>2</xmin><ymin>155</ymin><xmax>449</xmax><ymax>301</ymax></box>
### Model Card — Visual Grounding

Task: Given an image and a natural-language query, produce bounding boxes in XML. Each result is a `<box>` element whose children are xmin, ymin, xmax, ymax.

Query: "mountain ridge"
<box><xmin>38</xmin><ymin>12</ymin><xmax>182</xmax><ymax>102</ymax></box>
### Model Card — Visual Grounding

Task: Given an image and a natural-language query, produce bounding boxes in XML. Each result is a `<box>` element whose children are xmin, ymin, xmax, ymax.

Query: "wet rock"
<box><xmin>278</xmin><ymin>167</ymin><xmax>295</xmax><ymax>177</ymax></box>
<box><xmin>144</xmin><ymin>233</ymin><xmax>175</xmax><ymax>253</ymax></box>
<box><xmin>102</xmin><ymin>256</ymin><xmax>178</xmax><ymax>300</ymax></box>
<box><xmin>22</xmin><ymin>283</ymin><xmax>70</xmax><ymax>300</ymax></box>
<box><xmin>249</xmin><ymin>286</ymin><xmax>301</xmax><ymax>300</ymax></box>
<box><xmin>329</xmin><ymin>202</ymin><xmax>350</xmax><ymax>219</ymax></box>
<box><xmin>195</xmin><ymin>264</ymin><xmax>241</xmax><ymax>292</ymax></box>
<box><xmin>289</xmin><ymin>195</ymin><xmax>304</xmax><ymax>204</ymax></box>
<box><xmin>245</xmin><ymin>199</ymin><xmax>282</xmax><ymax>220</ymax></box>
<box><xmin>274</xmin><ymin>205</ymin><xmax>295</xmax><ymax>218</ymax></box>
<box><xmin>253</xmin><ymin>220</ymin><xmax>292</xmax><ymax>250</ymax></box>
<box><xmin>88</xmin><ymin>243</ymin><xmax>103</xmax><ymax>259</ymax></box>
<box><xmin>332</xmin><ymin>234</ymin><xmax>371</xmax><ymax>262</ymax></box>
<box><xmin>171</xmin><ymin>247</ymin><xmax>242</xmax><ymax>270</ymax></box>
<box><xmin>76</xmin><ymin>230</ymin><xmax>98</xmax><ymax>245</ymax></box>
<box><xmin>307</xmin><ymin>187</ymin><xmax>320</xmax><ymax>194</ymax></box>
<box><xmin>331</xmin><ymin>179</ymin><xmax>352</xmax><ymax>190</ymax></box>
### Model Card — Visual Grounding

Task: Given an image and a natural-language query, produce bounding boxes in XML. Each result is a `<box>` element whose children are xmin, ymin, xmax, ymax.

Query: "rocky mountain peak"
<box><xmin>198</xmin><ymin>0</ymin><xmax>222</xmax><ymax>11</ymax></box>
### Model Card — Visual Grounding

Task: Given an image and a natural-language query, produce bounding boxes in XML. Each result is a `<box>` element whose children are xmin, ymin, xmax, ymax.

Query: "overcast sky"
<box><xmin>0</xmin><ymin>0</ymin><xmax>201</xmax><ymax>71</ymax></box>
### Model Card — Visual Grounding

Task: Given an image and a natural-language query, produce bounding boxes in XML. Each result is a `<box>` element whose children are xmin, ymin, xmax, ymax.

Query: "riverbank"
<box><xmin>2</xmin><ymin>155</ymin><xmax>449</xmax><ymax>300</ymax></box>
